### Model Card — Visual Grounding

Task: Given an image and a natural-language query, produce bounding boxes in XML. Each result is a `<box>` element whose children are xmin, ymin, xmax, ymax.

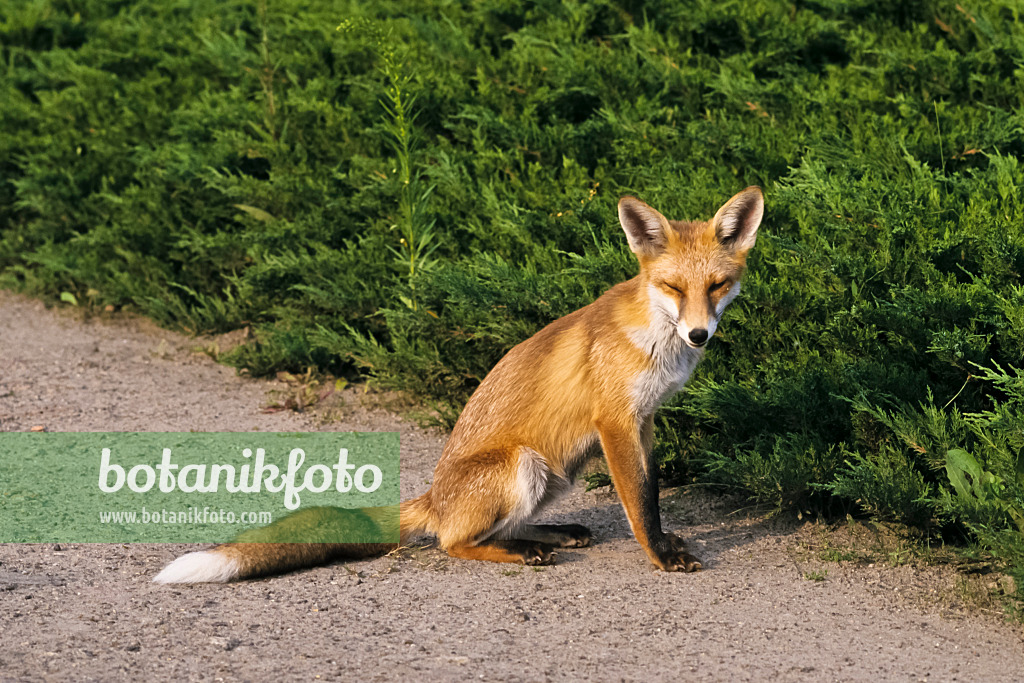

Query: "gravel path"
<box><xmin>1</xmin><ymin>290</ymin><xmax>1022</xmax><ymax>682</ymax></box>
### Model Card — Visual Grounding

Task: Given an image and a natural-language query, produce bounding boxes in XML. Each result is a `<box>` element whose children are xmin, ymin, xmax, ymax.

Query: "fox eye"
<box><xmin>709</xmin><ymin>280</ymin><xmax>730</xmax><ymax>293</ymax></box>
<box><xmin>662</xmin><ymin>282</ymin><xmax>684</xmax><ymax>296</ymax></box>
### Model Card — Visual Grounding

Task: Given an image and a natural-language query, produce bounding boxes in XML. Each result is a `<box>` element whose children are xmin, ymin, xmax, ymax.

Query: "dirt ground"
<box><xmin>1</xmin><ymin>290</ymin><xmax>1022</xmax><ymax>682</ymax></box>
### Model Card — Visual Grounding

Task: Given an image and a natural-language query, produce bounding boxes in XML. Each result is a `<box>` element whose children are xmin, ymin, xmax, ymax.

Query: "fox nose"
<box><xmin>688</xmin><ymin>328</ymin><xmax>709</xmax><ymax>346</ymax></box>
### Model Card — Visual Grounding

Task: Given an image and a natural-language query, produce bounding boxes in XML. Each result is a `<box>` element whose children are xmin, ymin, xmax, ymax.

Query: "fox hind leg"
<box><xmin>434</xmin><ymin>447</ymin><xmax>568</xmax><ymax>565</ymax></box>
<box><xmin>446</xmin><ymin>538</ymin><xmax>556</xmax><ymax>565</ymax></box>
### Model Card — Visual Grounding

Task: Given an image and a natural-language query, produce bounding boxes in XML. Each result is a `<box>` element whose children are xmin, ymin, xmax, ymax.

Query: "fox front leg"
<box><xmin>597</xmin><ymin>417</ymin><xmax>702</xmax><ymax>572</ymax></box>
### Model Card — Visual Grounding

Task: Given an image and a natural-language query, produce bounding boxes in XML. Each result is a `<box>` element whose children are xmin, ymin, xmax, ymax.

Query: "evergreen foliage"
<box><xmin>2</xmin><ymin>0</ymin><xmax>1022</xmax><ymax>587</ymax></box>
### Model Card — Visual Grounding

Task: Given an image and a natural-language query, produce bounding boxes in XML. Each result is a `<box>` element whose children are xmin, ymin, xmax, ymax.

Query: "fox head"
<box><xmin>617</xmin><ymin>187</ymin><xmax>763</xmax><ymax>349</ymax></box>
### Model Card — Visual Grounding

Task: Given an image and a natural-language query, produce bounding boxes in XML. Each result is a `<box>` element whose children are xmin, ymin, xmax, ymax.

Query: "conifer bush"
<box><xmin>1</xmin><ymin>0</ymin><xmax>1021</xmax><ymax>587</ymax></box>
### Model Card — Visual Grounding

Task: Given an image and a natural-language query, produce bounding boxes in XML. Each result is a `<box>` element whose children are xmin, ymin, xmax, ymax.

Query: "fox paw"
<box><xmin>652</xmin><ymin>534</ymin><xmax>703</xmax><ymax>573</ymax></box>
<box><xmin>553</xmin><ymin>524</ymin><xmax>592</xmax><ymax>548</ymax></box>
<box><xmin>520</xmin><ymin>542</ymin><xmax>556</xmax><ymax>566</ymax></box>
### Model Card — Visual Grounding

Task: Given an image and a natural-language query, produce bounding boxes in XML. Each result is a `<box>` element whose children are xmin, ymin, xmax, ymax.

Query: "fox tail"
<box><xmin>152</xmin><ymin>493</ymin><xmax>436</xmax><ymax>584</ymax></box>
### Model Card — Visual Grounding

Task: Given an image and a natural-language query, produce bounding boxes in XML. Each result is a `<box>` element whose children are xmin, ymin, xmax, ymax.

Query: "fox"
<box><xmin>153</xmin><ymin>186</ymin><xmax>764</xmax><ymax>583</ymax></box>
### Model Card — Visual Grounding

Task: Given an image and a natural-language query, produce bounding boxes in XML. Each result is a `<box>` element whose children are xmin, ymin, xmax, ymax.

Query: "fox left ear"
<box><xmin>713</xmin><ymin>186</ymin><xmax>763</xmax><ymax>253</ymax></box>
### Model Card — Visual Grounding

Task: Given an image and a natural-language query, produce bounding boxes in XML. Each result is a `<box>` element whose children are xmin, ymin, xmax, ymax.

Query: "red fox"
<box><xmin>154</xmin><ymin>187</ymin><xmax>763</xmax><ymax>583</ymax></box>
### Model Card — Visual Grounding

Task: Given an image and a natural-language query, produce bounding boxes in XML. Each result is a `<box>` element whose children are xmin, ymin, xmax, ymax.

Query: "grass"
<box><xmin>0</xmin><ymin>0</ymin><xmax>1021</xmax><ymax>602</ymax></box>
<box><xmin>803</xmin><ymin>570</ymin><xmax>828</xmax><ymax>582</ymax></box>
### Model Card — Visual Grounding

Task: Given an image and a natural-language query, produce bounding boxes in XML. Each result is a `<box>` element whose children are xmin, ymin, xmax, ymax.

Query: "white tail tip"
<box><xmin>153</xmin><ymin>549</ymin><xmax>240</xmax><ymax>584</ymax></box>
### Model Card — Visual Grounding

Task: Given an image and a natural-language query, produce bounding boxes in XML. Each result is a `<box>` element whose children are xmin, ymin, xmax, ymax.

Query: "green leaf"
<box><xmin>233</xmin><ymin>204</ymin><xmax>276</xmax><ymax>222</ymax></box>
<box><xmin>945</xmin><ymin>448</ymin><xmax>982</xmax><ymax>500</ymax></box>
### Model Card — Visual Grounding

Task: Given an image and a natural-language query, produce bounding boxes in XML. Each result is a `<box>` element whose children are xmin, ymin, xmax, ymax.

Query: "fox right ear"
<box><xmin>618</xmin><ymin>197</ymin><xmax>671</xmax><ymax>257</ymax></box>
<box><xmin>713</xmin><ymin>186</ymin><xmax>763</xmax><ymax>253</ymax></box>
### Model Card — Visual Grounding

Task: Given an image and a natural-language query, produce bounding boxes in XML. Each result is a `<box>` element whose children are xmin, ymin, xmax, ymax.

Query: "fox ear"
<box><xmin>618</xmin><ymin>196</ymin><xmax>671</xmax><ymax>257</ymax></box>
<box><xmin>713</xmin><ymin>186</ymin><xmax>763</xmax><ymax>252</ymax></box>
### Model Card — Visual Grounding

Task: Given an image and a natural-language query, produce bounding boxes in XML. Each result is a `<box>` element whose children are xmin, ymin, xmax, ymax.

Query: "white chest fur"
<box><xmin>627</xmin><ymin>316</ymin><xmax>703</xmax><ymax>417</ymax></box>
